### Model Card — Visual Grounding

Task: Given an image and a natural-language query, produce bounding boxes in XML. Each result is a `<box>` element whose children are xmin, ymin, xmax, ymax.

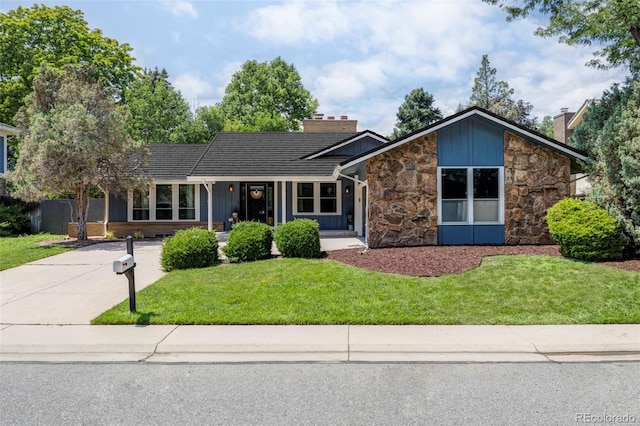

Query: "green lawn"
<box><xmin>0</xmin><ymin>234</ymin><xmax>72</xmax><ymax>271</ymax></box>
<box><xmin>93</xmin><ymin>255</ymin><xmax>640</xmax><ymax>325</ymax></box>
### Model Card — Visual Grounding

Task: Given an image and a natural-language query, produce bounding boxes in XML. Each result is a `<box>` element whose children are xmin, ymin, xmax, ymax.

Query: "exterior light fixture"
<box><xmin>345</xmin><ymin>186</ymin><xmax>351</xmax><ymax>194</ymax></box>
<box><xmin>228</xmin><ymin>184</ymin><xmax>234</xmax><ymax>192</ymax></box>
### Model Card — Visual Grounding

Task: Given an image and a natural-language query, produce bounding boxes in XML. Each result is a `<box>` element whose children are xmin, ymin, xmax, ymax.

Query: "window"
<box><xmin>156</xmin><ymin>184</ymin><xmax>173</xmax><ymax>220</ymax></box>
<box><xmin>439</xmin><ymin>167</ymin><xmax>503</xmax><ymax>224</ymax></box>
<box><xmin>179</xmin><ymin>184</ymin><xmax>195</xmax><ymax>220</ymax></box>
<box><xmin>130</xmin><ymin>183</ymin><xmax>199</xmax><ymax>221</ymax></box>
<box><xmin>293</xmin><ymin>181</ymin><xmax>341</xmax><ymax>215</ymax></box>
<box><xmin>132</xmin><ymin>189</ymin><xmax>149</xmax><ymax>220</ymax></box>
<box><xmin>297</xmin><ymin>183</ymin><xmax>315</xmax><ymax>213</ymax></box>
<box><xmin>320</xmin><ymin>183</ymin><xmax>337</xmax><ymax>213</ymax></box>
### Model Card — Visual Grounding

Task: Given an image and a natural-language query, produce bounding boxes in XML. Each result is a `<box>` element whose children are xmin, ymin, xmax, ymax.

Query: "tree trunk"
<box><xmin>75</xmin><ymin>186</ymin><xmax>88</xmax><ymax>241</ymax></box>
<box><xmin>631</xmin><ymin>26</ymin><xmax>640</xmax><ymax>47</ymax></box>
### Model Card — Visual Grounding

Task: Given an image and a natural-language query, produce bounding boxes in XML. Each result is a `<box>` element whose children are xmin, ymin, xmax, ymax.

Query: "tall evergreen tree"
<box><xmin>390</xmin><ymin>88</ymin><xmax>442</xmax><ymax>139</ymax></box>
<box><xmin>571</xmin><ymin>79</ymin><xmax>640</xmax><ymax>254</ymax></box>
<box><xmin>467</xmin><ymin>54</ymin><xmax>537</xmax><ymax>128</ymax></box>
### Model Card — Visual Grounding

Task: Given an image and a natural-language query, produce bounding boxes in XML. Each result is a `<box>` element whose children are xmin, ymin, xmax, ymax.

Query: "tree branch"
<box><xmin>630</xmin><ymin>26</ymin><xmax>640</xmax><ymax>47</ymax></box>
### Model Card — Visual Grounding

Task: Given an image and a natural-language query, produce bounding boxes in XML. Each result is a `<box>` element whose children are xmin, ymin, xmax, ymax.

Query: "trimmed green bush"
<box><xmin>274</xmin><ymin>219</ymin><xmax>321</xmax><ymax>258</ymax></box>
<box><xmin>547</xmin><ymin>198</ymin><xmax>625</xmax><ymax>261</ymax></box>
<box><xmin>0</xmin><ymin>204</ymin><xmax>32</xmax><ymax>236</ymax></box>
<box><xmin>161</xmin><ymin>227</ymin><xmax>219</xmax><ymax>271</ymax></box>
<box><xmin>222</xmin><ymin>221</ymin><xmax>273</xmax><ymax>263</ymax></box>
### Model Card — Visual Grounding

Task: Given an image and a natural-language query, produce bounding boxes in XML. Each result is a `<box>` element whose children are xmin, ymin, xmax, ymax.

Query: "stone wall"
<box><xmin>504</xmin><ymin>132</ymin><xmax>571</xmax><ymax>244</ymax></box>
<box><xmin>366</xmin><ymin>133</ymin><xmax>438</xmax><ymax>248</ymax></box>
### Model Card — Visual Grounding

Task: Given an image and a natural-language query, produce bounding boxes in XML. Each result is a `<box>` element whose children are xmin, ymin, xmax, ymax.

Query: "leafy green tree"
<box><xmin>571</xmin><ymin>78</ymin><xmax>640</xmax><ymax>254</ymax></box>
<box><xmin>8</xmin><ymin>65</ymin><xmax>147</xmax><ymax>240</ymax></box>
<box><xmin>390</xmin><ymin>88</ymin><xmax>442</xmax><ymax>139</ymax></box>
<box><xmin>125</xmin><ymin>67</ymin><xmax>194</xmax><ymax>144</ymax></box>
<box><xmin>538</xmin><ymin>115</ymin><xmax>554</xmax><ymax>138</ymax></box>
<box><xmin>186</xmin><ymin>105</ymin><xmax>226</xmax><ymax>143</ymax></box>
<box><xmin>219</xmin><ymin>57</ymin><xmax>318</xmax><ymax>132</ymax></box>
<box><xmin>467</xmin><ymin>54</ymin><xmax>537</xmax><ymax>128</ymax></box>
<box><xmin>483</xmin><ymin>0</ymin><xmax>640</xmax><ymax>74</ymax></box>
<box><xmin>0</xmin><ymin>4</ymin><xmax>139</xmax><ymax>125</ymax></box>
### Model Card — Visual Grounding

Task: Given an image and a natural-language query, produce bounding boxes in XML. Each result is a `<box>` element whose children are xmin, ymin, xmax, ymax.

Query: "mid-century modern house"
<box><xmin>0</xmin><ymin>122</ymin><xmax>20</xmax><ymax>196</ymax></box>
<box><xmin>72</xmin><ymin>107</ymin><xmax>588</xmax><ymax>247</ymax></box>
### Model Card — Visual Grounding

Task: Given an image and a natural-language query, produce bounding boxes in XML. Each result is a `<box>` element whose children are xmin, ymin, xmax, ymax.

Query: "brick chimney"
<box><xmin>302</xmin><ymin>114</ymin><xmax>358</xmax><ymax>133</ymax></box>
<box><xmin>553</xmin><ymin>108</ymin><xmax>575</xmax><ymax>143</ymax></box>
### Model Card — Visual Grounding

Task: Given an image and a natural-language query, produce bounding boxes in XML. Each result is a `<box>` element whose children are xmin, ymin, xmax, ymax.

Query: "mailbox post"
<box><xmin>113</xmin><ymin>235</ymin><xmax>137</xmax><ymax>313</ymax></box>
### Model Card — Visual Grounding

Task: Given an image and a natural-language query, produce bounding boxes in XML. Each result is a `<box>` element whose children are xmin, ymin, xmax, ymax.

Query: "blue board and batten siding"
<box><xmin>326</xmin><ymin>135</ymin><xmax>384</xmax><ymax>157</ymax></box>
<box><xmin>437</xmin><ymin>116</ymin><xmax>505</xmax><ymax>245</ymax></box>
<box><xmin>284</xmin><ymin>181</ymin><xmax>354</xmax><ymax>230</ymax></box>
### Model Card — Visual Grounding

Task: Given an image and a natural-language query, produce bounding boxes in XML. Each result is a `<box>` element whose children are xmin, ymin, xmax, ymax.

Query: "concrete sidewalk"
<box><xmin>1</xmin><ymin>324</ymin><xmax>639</xmax><ymax>363</ymax></box>
<box><xmin>1</xmin><ymin>238</ymin><xmax>638</xmax><ymax>363</ymax></box>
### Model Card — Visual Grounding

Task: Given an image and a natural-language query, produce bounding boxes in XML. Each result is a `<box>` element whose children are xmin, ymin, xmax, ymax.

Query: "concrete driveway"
<box><xmin>0</xmin><ymin>240</ymin><xmax>165</xmax><ymax>325</ymax></box>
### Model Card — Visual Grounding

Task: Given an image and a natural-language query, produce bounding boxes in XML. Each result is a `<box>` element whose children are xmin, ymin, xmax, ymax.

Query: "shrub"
<box><xmin>547</xmin><ymin>198</ymin><xmax>625</xmax><ymax>261</ymax></box>
<box><xmin>0</xmin><ymin>204</ymin><xmax>32</xmax><ymax>236</ymax></box>
<box><xmin>222</xmin><ymin>221</ymin><xmax>273</xmax><ymax>263</ymax></box>
<box><xmin>274</xmin><ymin>219</ymin><xmax>321</xmax><ymax>258</ymax></box>
<box><xmin>161</xmin><ymin>227</ymin><xmax>219</xmax><ymax>271</ymax></box>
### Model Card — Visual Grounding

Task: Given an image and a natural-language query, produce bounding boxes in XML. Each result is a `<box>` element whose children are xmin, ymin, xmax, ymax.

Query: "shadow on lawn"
<box><xmin>134</xmin><ymin>311</ymin><xmax>159</xmax><ymax>325</ymax></box>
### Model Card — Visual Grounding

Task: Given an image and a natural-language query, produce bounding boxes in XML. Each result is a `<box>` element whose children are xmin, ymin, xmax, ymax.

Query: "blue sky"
<box><xmin>2</xmin><ymin>0</ymin><xmax>628</xmax><ymax>135</ymax></box>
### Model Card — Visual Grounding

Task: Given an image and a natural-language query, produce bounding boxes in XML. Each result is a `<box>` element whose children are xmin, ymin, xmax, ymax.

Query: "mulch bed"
<box><xmin>325</xmin><ymin>245</ymin><xmax>640</xmax><ymax>276</ymax></box>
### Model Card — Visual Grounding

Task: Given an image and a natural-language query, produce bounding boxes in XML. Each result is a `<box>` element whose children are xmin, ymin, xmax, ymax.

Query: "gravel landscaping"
<box><xmin>326</xmin><ymin>245</ymin><xmax>640</xmax><ymax>276</ymax></box>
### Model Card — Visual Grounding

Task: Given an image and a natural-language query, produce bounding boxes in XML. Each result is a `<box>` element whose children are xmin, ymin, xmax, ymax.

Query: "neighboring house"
<box><xmin>338</xmin><ymin>107</ymin><xmax>587</xmax><ymax>248</ymax></box>
<box><xmin>554</xmin><ymin>101</ymin><xmax>596</xmax><ymax>197</ymax></box>
<box><xmin>0</xmin><ymin>122</ymin><xmax>20</xmax><ymax>196</ymax></box>
<box><xmin>83</xmin><ymin>115</ymin><xmax>388</xmax><ymax>238</ymax></box>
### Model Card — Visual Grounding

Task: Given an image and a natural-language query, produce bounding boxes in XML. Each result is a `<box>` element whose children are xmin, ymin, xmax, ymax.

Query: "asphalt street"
<box><xmin>2</xmin><ymin>362</ymin><xmax>639</xmax><ymax>425</ymax></box>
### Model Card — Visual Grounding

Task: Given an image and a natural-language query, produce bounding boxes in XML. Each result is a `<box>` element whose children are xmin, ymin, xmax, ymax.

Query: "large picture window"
<box><xmin>439</xmin><ymin>167</ymin><xmax>503</xmax><ymax>224</ymax></box>
<box><xmin>293</xmin><ymin>181</ymin><xmax>341</xmax><ymax>215</ymax></box>
<box><xmin>130</xmin><ymin>183</ymin><xmax>199</xmax><ymax>221</ymax></box>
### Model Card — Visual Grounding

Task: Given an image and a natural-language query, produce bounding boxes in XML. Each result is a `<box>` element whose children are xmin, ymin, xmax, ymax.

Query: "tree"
<box><xmin>571</xmin><ymin>78</ymin><xmax>640</xmax><ymax>254</ymax></box>
<box><xmin>467</xmin><ymin>54</ymin><xmax>537</xmax><ymax>128</ymax></box>
<box><xmin>484</xmin><ymin>0</ymin><xmax>640</xmax><ymax>74</ymax></box>
<box><xmin>8</xmin><ymin>65</ymin><xmax>147</xmax><ymax>240</ymax></box>
<box><xmin>125</xmin><ymin>68</ymin><xmax>193</xmax><ymax>144</ymax></box>
<box><xmin>390</xmin><ymin>88</ymin><xmax>442</xmax><ymax>139</ymax></box>
<box><xmin>538</xmin><ymin>115</ymin><xmax>555</xmax><ymax>138</ymax></box>
<box><xmin>0</xmin><ymin>4</ymin><xmax>139</xmax><ymax>125</ymax></box>
<box><xmin>219</xmin><ymin>57</ymin><xmax>318</xmax><ymax>132</ymax></box>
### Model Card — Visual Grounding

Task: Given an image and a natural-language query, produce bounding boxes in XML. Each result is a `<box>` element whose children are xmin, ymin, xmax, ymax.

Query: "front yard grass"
<box><xmin>0</xmin><ymin>234</ymin><xmax>72</xmax><ymax>271</ymax></box>
<box><xmin>93</xmin><ymin>255</ymin><xmax>640</xmax><ymax>325</ymax></box>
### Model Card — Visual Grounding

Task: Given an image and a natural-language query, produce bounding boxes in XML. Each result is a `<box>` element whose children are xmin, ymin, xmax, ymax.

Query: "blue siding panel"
<box><xmin>438</xmin><ymin>225</ymin><xmax>473</xmax><ymax>244</ymax></box>
<box><xmin>0</xmin><ymin>136</ymin><xmax>5</xmax><ymax>174</ymax></box>
<box><xmin>438</xmin><ymin>117</ymin><xmax>503</xmax><ymax>167</ymax></box>
<box><xmin>212</xmin><ymin>181</ymin><xmax>240</xmax><ymax>231</ymax></box>
<box><xmin>327</xmin><ymin>136</ymin><xmax>384</xmax><ymax>157</ymax></box>
<box><xmin>286</xmin><ymin>180</ymin><xmax>352</xmax><ymax>230</ymax></box>
<box><xmin>473</xmin><ymin>225</ymin><xmax>505</xmax><ymax>244</ymax></box>
<box><xmin>471</xmin><ymin>118</ymin><xmax>504</xmax><ymax>166</ymax></box>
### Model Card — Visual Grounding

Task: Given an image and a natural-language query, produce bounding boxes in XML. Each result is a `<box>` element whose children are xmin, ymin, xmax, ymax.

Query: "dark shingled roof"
<box><xmin>147</xmin><ymin>144</ymin><xmax>209</xmax><ymax>179</ymax></box>
<box><xmin>189</xmin><ymin>132</ymin><xmax>359</xmax><ymax>177</ymax></box>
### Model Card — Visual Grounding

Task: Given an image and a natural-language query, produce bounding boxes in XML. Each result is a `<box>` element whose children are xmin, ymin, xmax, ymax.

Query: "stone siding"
<box><xmin>504</xmin><ymin>132</ymin><xmax>571</xmax><ymax>244</ymax></box>
<box><xmin>366</xmin><ymin>133</ymin><xmax>438</xmax><ymax>248</ymax></box>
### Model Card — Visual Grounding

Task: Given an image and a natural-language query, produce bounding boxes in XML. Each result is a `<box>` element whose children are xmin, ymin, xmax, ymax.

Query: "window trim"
<box><xmin>292</xmin><ymin>181</ymin><xmax>342</xmax><ymax>216</ymax></box>
<box><xmin>437</xmin><ymin>166</ymin><xmax>504</xmax><ymax>225</ymax></box>
<box><xmin>128</xmin><ymin>181</ymin><xmax>200</xmax><ymax>222</ymax></box>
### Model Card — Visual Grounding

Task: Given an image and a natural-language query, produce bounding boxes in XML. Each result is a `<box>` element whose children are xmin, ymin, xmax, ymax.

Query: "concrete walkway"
<box><xmin>1</xmin><ymin>238</ymin><xmax>638</xmax><ymax>363</ymax></box>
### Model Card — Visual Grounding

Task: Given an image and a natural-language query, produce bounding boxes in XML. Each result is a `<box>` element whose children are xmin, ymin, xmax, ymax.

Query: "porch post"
<box><xmin>274</xmin><ymin>181</ymin><xmax>279</xmax><ymax>228</ymax></box>
<box><xmin>202</xmin><ymin>181</ymin><xmax>213</xmax><ymax>232</ymax></box>
<box><xmin>281</xmin><ymin>181</ymin><xmax>287</xmax><ymax>224</ymax></box>
<box><xmin>353</xmin><ymin>175</ymin><xmax>362</xmax><ymax>237</ymax></box>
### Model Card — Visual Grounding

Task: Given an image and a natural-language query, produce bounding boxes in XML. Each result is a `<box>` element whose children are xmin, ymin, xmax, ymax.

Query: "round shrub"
<box><xmin>222</xmin><ymin>221</ymin><xmax>273</xmax><ymax>263</ymax></box>
<box><xmin>547</xmin><ymin>198</ymin><xmax>625</xmax><ymax>261</ymax></box>
<box><xmin>161</xmin><ymin>227</ymin><xmax>219</xmax><ymax>271</ymax></box>
<box><xmin>274</xmin><ymin>219</ymin><xmax>321</xmax><ymax>258</ymax></box>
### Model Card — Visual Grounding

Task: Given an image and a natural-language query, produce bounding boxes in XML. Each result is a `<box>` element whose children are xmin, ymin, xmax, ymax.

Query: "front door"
<box><xmin>240</xmin><ymin>182</ymin><xmax>274</xmax><ymax>224</ymax></box>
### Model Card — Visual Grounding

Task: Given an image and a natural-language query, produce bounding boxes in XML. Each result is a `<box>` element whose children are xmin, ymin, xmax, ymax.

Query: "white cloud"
<box><xmin>173</xmin><ymin>73</ymin><xmax>214</xmax><ymax>105</ymax></box>
<box><xmin>161</xmin><ymin>0</ymin><xmax>198</xmax><ymax>18</ymax></box>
